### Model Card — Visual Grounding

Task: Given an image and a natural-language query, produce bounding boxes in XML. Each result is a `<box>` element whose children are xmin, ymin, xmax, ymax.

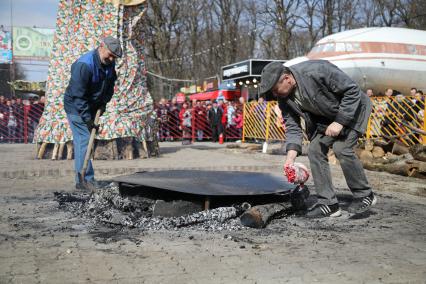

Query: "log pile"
<box><xmin>35</xmin><ymin>138</ymin><xmax>159</xmax><ymax>160</ymax></box>
<box><xmin>356</xmin><ymin>139</ymin><xmax>426</xmax><ymax>179</ymax></box>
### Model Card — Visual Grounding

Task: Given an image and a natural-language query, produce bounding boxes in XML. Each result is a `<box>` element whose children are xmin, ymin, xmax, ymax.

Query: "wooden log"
<box><xmin>328</xmin><ymin>149</ymin><xmax>338</xmax><ymax>165</ymax></box>
<box><xmin>142</xmin><ymin>140</ymin><xmax>149</xmax><ymax>158</ymax></box>
<box><xmin>66</xmin><ymin>141</ymin><xmax>73</xmax><ymax>160</ymax></box>
<box><xmin>37</xmin><ymin>142</ymin><xmax>48</xmax><ymax>159</ymax></box>
<box><xmin>364</xmin><ymin>139</ymin><xmax>374</xmax><ymax>151</ymax></box>
<box><xmin>355</xmin><ymin>148</ymin><xmax>374</xmax><ymax>162</ymax></box>
<box><xmin>112</xmin><ymin>139</ymin><xmax>119</xmax><ymax>160</ymax></box>
<box><xmin>35</xmin><ymin>142</ymin><xmax>41</xmax><ymax>159</ymax></box>
<box><xmin>409</xmin><ymin>144</ymin><xmax>426</xmax><ymax>162</ymax></box>
<box><xmin>372</xmin><ymin>146</ymin><xmax>385</xmax><ymax>158</ymax></box>
<box><xmin>58</xmin><ymin>143</ymin><xmax>65</xmax><ymax>160</ymax></box>
<box><xmin>139</xmin><ymin>141</ymin><xmax>148</xmax><ymax>159</ymax></box>
<box><xmin>240</xmin><ymin>203</ymin><xmax>291</xmax><ymax>228</ymax></box>
<box><xmin>362</xmin><ymin>159</ymin><xmax>410</xmax><ymax>176</ymax></box>
<box><xmin>51</xmin><ymin>143</ymin><xmax>59</xmax><ymax>160</ymax></box>
<box><xmin>405</xmin><ymin>159</ymin><xmax>426</xmax><ymax>176</ymax></box>
<box><xmin>122</xmin><ymin>137</ymin><xmax>134</xmax><ymax>160</ymax></box>
<box><xmin>391</xmin><ymin>141</ymin><xmax>409</xmax><ymax>155</ymax></box>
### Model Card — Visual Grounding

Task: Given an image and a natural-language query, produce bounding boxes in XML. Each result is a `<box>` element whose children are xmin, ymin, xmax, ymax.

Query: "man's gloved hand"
<box><xmin>85</xmin><ymin>119</ymin><xmax>99</xmax><ymax>132</ymax></box>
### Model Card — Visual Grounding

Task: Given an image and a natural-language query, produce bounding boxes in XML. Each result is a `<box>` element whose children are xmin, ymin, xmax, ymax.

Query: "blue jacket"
<box><xmin>64</xmin><ymin>49</ymin><xmax>117</xmax><ymax>122</ymax></box>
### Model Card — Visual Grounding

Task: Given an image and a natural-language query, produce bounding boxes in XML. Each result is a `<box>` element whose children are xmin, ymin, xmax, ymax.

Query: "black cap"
<box><xmin>259</xmin><ymin>62</ymin><xmax>285</xmax><ymax>95</ymax></box>
<box><xmin>103</xmin><ymin>36</ymin><xmax>122</xmax><ymax>58</ymax></box>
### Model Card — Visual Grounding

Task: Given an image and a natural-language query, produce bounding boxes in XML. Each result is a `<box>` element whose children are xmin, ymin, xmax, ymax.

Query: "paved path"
<box><xmin>0</xmin><ymin>142</ymin><xmax>425</xmax><ymax>283</ymax></box>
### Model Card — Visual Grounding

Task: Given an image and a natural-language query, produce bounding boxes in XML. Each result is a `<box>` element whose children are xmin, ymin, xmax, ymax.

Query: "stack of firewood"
<box><xmin>355</xmin><ymin>139</ymin><xmax>426</xmax><ymax>179</ymax></box>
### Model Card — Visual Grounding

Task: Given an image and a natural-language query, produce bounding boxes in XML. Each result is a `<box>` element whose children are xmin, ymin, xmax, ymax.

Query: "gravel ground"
<box><xmin>0</xmin><ymin>142</ymin><xmax>425</xmax><ymax>283</ymax></box>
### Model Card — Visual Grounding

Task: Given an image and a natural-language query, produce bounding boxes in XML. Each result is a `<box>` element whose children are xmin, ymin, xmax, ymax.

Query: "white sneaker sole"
<box><xmin>330</xmin><ymin>209</ymin><xmax>342</xmax><ymax>217</ymax></box>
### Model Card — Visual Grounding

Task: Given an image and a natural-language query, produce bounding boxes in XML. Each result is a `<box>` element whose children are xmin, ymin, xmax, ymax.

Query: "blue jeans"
<box><xmin>67</xmin><ymin>114</ymin><xmax>94</xmax><ymax>184</ymax></box>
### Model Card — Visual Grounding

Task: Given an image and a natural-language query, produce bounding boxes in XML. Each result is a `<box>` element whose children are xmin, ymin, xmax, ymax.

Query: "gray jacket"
<box><xmin>279</xmin><ymin>60</ymin><xmax>371</xmax><ymax>155</ymax></box>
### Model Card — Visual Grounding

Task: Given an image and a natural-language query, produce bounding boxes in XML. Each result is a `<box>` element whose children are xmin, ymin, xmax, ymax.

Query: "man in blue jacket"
<box><xmin>64</xmin><ymin>36</ymin><xmax>121</xmax><ymax>190</ymax></box>
<box><xmin>259</xmin><ymin>59</ymin><xmax>376</xmax><ymax>218</ymax></box>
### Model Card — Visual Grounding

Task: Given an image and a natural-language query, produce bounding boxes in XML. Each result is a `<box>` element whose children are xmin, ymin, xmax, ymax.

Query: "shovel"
<box><xmin>79</xmin><ymin>108</ymin><xmax>102</xmax><ymax>188</ymax></box>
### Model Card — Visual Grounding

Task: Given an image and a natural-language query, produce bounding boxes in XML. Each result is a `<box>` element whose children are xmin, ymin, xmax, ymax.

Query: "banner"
<box><xmin>0</xmin><ymin>29</ymin><xmax>12</xmax><ymax>64</ymax></box>
<box><xmin>13</xmin><ymin>27</ymin><xmax>54</xmax><ymax>60</ymax></box>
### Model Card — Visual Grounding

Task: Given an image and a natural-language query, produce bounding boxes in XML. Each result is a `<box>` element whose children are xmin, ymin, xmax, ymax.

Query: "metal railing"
<box><xmin>366</xmin><ymin>95</ymin><xmax>425</xmax><ymax>146</ymax></box>
<box><xmin>2</xmin><ymin>95</ymin><xmax>424</xmax><ymax>146</ymax></box>
<box><xmin>0</xmin><ymin>102</ymin><xmax>44</xmax><ymax>144</ymax></box>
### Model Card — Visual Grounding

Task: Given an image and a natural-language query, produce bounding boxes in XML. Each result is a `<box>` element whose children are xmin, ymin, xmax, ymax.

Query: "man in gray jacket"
<box><xmin>259</xmin><ymin>60</ymin><xmax>376</xmax><ymax>218</ymax></box>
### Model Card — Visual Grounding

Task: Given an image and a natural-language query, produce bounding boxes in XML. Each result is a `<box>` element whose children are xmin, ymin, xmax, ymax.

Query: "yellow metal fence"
<box><xmin>243</xmin><ymin>96</ymin><xmax>426</xmax><ymax>145</ymax></box>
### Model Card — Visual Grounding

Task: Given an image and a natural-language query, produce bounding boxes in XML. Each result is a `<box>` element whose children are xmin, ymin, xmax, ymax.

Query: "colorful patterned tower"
<box><xmin>34</xmin><ymin>0</ymin><xmax>157</xmax><ymax>159</ymax></box>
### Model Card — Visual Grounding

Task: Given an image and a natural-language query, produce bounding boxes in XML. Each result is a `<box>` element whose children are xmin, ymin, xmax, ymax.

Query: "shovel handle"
<box><xmin>80</xmin><ymin>109</ymin><xmax>102</xmax><ymax>183</ymax></box>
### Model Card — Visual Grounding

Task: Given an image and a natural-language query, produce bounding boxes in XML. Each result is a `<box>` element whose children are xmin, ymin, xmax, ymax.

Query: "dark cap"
<box><xmin>259</xmin><ymin>62</ymin><xmax>285</xmax><ymax>95</ymax></box>
<box><xmin>103</xmin><ymin>36</ymin><xmax>122</xmax><ymax>58</ymax></box>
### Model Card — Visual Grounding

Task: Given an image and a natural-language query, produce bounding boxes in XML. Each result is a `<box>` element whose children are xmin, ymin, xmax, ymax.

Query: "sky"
<box><xmin>0</xmin><ymin>0</ymin><xmax>58</xmax><ymax>81</ymax></box>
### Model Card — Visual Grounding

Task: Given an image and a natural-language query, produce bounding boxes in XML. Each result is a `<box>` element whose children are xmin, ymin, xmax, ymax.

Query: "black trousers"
<box><xmin>211</xmin><ymin>124</ymin><xmax>223</xmax><ymax>142</ymax></box>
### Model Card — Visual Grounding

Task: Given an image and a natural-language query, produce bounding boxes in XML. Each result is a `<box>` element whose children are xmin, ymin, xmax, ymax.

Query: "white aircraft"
<box><xmin>285</xmin><ymin>27</ymin><xmax>426</xmax><ymax>95</ymax></box>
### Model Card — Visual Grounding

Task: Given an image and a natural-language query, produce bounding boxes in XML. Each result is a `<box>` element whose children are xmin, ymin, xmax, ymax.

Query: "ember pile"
<box><xmin>54</xmin><ymin>183</ymin><xmax>246</xmax><ymax>231</ymax></box>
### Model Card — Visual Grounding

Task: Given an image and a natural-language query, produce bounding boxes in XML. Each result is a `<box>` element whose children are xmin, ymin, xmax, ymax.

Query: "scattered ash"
<box><xmin>54</xmin><ymin>183</ymin><xmax>246</xmax><ymax>231</ymax></box>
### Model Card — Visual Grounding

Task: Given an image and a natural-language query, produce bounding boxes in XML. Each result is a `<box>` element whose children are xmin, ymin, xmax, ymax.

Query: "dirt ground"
<box><xmin>0</xmin><ymin>142</ymin><xmax>425</xmax><ymax>283</ymax></box>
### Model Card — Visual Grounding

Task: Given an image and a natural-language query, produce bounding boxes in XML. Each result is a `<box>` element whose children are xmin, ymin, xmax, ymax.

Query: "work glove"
<box><xmin>85</xmin><ymin>119</ymin><xmax>99</xmax><ymax>132</ymax></box>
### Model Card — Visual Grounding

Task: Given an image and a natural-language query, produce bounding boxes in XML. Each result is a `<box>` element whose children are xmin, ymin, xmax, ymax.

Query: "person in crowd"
<box><xmin>208</xmin><ymin>100</ymin><xmax>223</xmax><ymax>142</ymax></box>
<box><xmin>381</xmin><ymin>88</ymin><xmax>398</xmax><ymax>136</ymax></box>
<box><xmin>410</xmin><ymin>87</ymin><xmax>417</xmax><ymax>97</ymax></box>
<box><xmin>232</xmin><ymin>109</ymin><xmax>243</xmax><ymax>138</ymax></box>
<box><xmin>168</xmin><ymin>98</ymin><xmax>181</xmax><ymax>140</ymax></box>
<box><xmin>13</xmin><ymin>97</ymin><xmax>24</xmax><ymax>143</ymax></box>
<box><xmin>194</xmin><ymin>100</ymin><xmax>207</xmax><ymax>141</ymax></box>
<box><xmin>259</xmin><ymin>60</ymin><xmax>375</xmax><ymax>218</ymax></box>
<box><xmin>179</xmin><ymin>101</ymin><xmax>192</xmax><ymax>144</ymax></box>
<box><xmin>366</xmin><ymin>88</ymin><xmax>374</xmax><ymax>97</ymax></box>
<box><xmin>413</xmin><ymin>90</ymin><xmax>424</xmax><ymax>115</ymax></box>
<box><xmin>63</xmin><ymin>36</ymin><xmax>121</xmax><ymax>190</ymax></box>
<box><xmin>227</xmin><ymin>101</ymin><xmax>236</xmax><ymax>128</ymax></box>
<box><xmin>6</xmin><ymin>100</ymin><xmax>17</xmax><ymax>143</ymax></box>
<box><xmin>29</xmin><ymin>96</ymin><xmax>45</xmax><ymax>142</ymax></box>
<box><xmin>239</xmin><ymin>96</ymin><xmax>245</xmax><ymax>105</ymax></box>
<box><xmin>0</xmin><ymin>96</ymin><xmax>7</xmax><ymax>143</ymax></box>
<box><xmin>218</xmin><ymin>99</ymin><xmax>228</xmax><ymax>133</ymax></box>
<box><xmin>156</xmin><ymin>98</ymin><xmax>169</xmax><ymax>141</ymax></box>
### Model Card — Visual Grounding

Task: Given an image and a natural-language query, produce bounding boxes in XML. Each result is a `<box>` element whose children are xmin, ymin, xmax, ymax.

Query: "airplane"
<box><xmin>285</xmin><ymin>27</ymin><xmax>426</xmax><ymax>95</ymax></box>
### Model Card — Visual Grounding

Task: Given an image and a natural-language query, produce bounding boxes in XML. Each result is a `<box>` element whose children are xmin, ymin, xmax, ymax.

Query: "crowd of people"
<box><xmin>367</xmin><ymin>87</ymin><xmax>425</xmax><ymax>141</ymax></box>
<box><xmin>155</xmin><ymin>96</ymin><xmax>246</xmax><ymax>144</ymax></box>
<box><xmin>0</xmin><ymin>95</ymin><xmax>45</xmax><ymax>143</ymax></box>
<box><xmin>0</xmin><ymin>88</ymin><xmax>424</xmax><ymax>145</ymax></box>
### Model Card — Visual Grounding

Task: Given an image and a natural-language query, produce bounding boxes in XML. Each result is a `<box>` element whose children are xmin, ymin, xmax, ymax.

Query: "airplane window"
<box><xmin>345</xmin><ymin>43</ymin><xmax>354</xmax><ymax>51</ymax></box>
<box><xmin>336</xmin><ymin>42</ymin><xmax>345</xmax><ymax>52</ymax></box>
<box><xmin>311</xmin><ymin>44</ymin><xmax>323</xmax><ymax>53</ymax></box>
<box><xmin>352</xmin><ymin>43</ymin><xmax>362</xmax><ymax>52</ymax></box>
<box><xmin>323</xmin><ymin>43</ymin><xmax>335</xmax><ymax>52</ymax></box>
<box><xmin>407</xmin><ymin>45</ymin><xmax>417</xmax><ymax>54</ymax></box>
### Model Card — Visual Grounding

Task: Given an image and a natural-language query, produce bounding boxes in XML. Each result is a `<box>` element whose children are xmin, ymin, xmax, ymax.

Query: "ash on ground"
<box><xmin>54</xmin><ymin>183</ymin><xmax>246</xmax><ymax>231</ymax></box>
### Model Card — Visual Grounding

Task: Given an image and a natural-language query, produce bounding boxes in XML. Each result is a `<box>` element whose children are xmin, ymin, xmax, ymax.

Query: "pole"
<box><xmin>423</xmin><ymin>95</ymin><xmax>426</xmax><ymax>145</ymax></box>
<box><xmin>9</xmin><ymin>0</ymin><xmax>15</xmax><ymax>98</ymax></box>
<box><xmin>80</xmin><ymin>109</ymin><xmax>102</xmax><ymax>184</ymax></box>
<box><xmin>242</xmin><ymin>102</ymin><xmax>246</xmax><ymax>143</ymax></box>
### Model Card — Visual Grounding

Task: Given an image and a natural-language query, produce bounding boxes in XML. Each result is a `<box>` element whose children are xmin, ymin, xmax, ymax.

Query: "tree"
<box><xmin>0</xmin><ymin>62</ymin><xmax>26</xmax><ymax>98</ymax></box>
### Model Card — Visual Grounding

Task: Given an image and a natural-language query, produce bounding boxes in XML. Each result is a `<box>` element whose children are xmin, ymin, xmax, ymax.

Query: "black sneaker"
<box><xmin>348</xmin><ymin>192</ymin><xmax>377</xmax><ymax>214</ymax></box>
<box><xmin>305</xmin><ymin>203</ymin><xmax>342</xmax><ymax>218</ymax></box>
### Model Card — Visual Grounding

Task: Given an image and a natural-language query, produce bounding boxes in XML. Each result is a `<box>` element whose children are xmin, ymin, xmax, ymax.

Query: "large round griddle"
<box><xmin>113</xmin><ymin>170</ymin><xmax>295</xmax><ymax>196</ymax></box>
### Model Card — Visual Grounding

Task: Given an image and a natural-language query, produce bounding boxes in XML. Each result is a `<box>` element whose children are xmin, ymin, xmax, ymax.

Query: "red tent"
<box><xmin>189</xmin><ymin>89</ymin><xmax>241</xmax><ymax>101</ymax></box>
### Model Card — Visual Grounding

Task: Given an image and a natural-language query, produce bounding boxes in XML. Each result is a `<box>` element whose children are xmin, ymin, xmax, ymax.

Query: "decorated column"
<box><xmin>34</xmin><ymin>0</ymin><xmax>158</xmax><ymax>160</ymax></box>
